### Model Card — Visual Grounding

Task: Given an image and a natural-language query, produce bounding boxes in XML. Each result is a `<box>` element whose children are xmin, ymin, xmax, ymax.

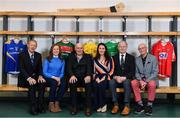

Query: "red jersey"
<box><xmin>151</xmin><ymin>39</ymin><xmax>176</xmax><ymax>79</ymax></box>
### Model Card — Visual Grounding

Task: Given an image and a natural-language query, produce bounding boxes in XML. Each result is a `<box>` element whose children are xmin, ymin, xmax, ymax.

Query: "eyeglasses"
<box><xmin>138</xmin><ymin>47</ymin><xmax>146</xmax><ymax>50</ymax></box>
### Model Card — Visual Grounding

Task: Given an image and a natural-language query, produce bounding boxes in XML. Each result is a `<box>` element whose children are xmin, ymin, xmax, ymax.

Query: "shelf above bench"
<box><xmin>0</xmin><ymin>31</ymin><xmax>179</xmax><ymax>36</ymax></box>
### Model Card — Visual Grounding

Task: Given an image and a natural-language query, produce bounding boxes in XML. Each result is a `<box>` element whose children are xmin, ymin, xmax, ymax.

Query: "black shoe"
<box><xmin>84</xmin><ymin>108</ymin><xmax>92</xmax><ymax>117</ymax></box>
<box><xmin>145</xmin><ymin>106</ymin><xmax>152</xmax><ymax>116</ymax></box>
<box><xmin>30</xmin><ymin>106</ymin><xmax>38</xmax><ymax>115</ymax></box>
<box><xmin>134</xmin><ymin>104</ymin><xmax>144</xmax><ymax>115</ymax></box>
<box><xmin>38</xmin><ymin>104</ymin><xmax>46</xmax><ymax>113</ymax></box>
<box><xmin>70</xmin><ymin>107</ymin><xmax>77</xmax><ymax>115</ymax></box>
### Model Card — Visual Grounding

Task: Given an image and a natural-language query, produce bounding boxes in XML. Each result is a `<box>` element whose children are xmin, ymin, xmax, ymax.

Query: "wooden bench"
<box><xmin>0</xmin><ymin>85</ymin><xmax>180</xmax><ymax>94</ymax></box>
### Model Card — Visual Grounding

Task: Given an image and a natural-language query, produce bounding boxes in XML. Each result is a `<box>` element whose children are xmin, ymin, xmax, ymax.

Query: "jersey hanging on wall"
<box><xmin>83</xmin><ymin>41</ymin><xmax>97</xmax><ymax>58</ymax></box>
<box><xmin>3</xmin><ymin>39</ymin><xmax>27</xmax><ymax>74</ymax></box>
<box><xmin>105</xmin><ymin>41</ymin><xmax>118</xmax><ymax>57</ymax></box>
<box><xmin>56</xmin><ymin>38</ymin><xmax>74</xmax><ymax>59</ymax></box>
<box><xmin>151</xmin><ymin>39</ymin><xmax>176</xmax><ymax>79</ymax></box>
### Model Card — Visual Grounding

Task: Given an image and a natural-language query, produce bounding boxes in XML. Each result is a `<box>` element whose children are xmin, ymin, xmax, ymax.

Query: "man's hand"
<box><xmin>84</xmin><ymin>76</ymin><xmax>91</xmax><ymax>84</ymax></box>
<box><xmin>38</xmin><ymin>76</ymin><xmax>46</xmax><ymax>83</ymax></box>
<box><xmin>114</xmin><ymin>76</ymin><xmax>127</xmax><ymax>83</ymax></box>
<box><xmin>140</xmin><ymin>80</ymin><xmax>147</xmax><ymax>90</ymax></box>
<box><xmin>27</xmin><ymin>78</ymin><xmax>36</xmax><ymax>85</ymax></box>
<box><xmin>69</xmin><ymin>75</ymin><xmax>78</xmax><ymax>84</ymax></box>
<box><xmin>120</xmin><ymin>76</ymin><xmax>126</xmax><ymax>82</ymax></box>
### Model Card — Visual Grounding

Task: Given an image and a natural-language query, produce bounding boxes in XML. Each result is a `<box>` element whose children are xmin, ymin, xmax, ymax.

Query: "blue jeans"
<box><xmin>109</xmin><ymin>79</ymin><xmax>131</xmax><ymax>105</ymax></box>
<box><xmin>46</xmin><ymin>78</ymin><xmax>67</xmax><ymax>102</ymax></box>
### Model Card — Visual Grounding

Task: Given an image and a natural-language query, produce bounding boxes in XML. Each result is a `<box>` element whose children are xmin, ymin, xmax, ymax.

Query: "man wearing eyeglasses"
<box><xmin>131</xmin><ymin>43</ymin><xmax>158</xmax><ymax>116</ymax></box>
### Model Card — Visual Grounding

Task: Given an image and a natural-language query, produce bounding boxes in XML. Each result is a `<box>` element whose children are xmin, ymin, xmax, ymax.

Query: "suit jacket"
<box><xmin>67</xmin><ymin>52</ymin><xmax>93</xmax><ymax>79</ymax></box>
<box><xmin>18</xmin><ymin>51</ymin><xmax>43</xmax><ymax>87</ymax></box>
<box><xmin>113</xmin><ymin>53</ymin><xmax>135</xmax><ymax>79</ymax></box>
<box><xmin>135</xmin><ymin>53</ymin><xmax>158</xmax><ymax>84</ymax></box>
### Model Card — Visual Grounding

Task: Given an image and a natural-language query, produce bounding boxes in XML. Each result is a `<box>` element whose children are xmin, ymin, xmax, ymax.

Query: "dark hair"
<box><xmin>95</xmin><ymin>43</ymin><xmax>110</xmax><ymax>61</ymax></box>
<box><xmin>47</xmin><ymin>44</ymin><xmax>62</xmax><ymax>62</ymax></box>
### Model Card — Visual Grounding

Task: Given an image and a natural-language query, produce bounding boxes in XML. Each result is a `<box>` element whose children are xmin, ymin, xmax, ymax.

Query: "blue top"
<box><xmin>4</xmin><ymin>39</ymin><xmax>27</xmax><ymax>74</ymax></box>
<box><xmin>43</xmin><ymin>56</ymin><xmax>65</xmax><ymax>79</ymax></box>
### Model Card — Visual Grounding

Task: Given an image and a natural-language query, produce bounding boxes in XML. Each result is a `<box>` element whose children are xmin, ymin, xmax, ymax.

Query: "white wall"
<box><xmin>0</xmin><ymin>0</ymin><xmax>179</xmax><ymax>86</ymax></box>
<box><xmin>0</xmin><ymin>0</ymin><xmax>179</xmax><ymax>12</ymax></box>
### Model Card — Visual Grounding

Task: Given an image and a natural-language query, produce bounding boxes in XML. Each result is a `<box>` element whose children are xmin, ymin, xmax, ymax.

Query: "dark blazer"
<box><xmin>113</xmin><ymin>53</ymin><xmax>135</xmax><ymax>80</ymax></box>
<box><xmin>67</xmin><ymin>52</ymin><xmax>93</xmax><ymax>79</ymax></box>
<box><xmin>18</xmin><ymin>51</ymin><xmax>43</xmax><ymax>87</ymax></box>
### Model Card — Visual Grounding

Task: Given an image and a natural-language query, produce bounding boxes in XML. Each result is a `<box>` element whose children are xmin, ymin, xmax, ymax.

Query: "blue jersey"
<box><xmin>3</xmin><ymin>39</ymin><xmax>27</xmax><ymax>74</ymax></box>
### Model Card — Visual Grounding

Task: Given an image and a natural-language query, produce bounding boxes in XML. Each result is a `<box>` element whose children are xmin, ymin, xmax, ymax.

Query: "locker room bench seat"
<box><xmin>0</xmin><ymin>85</ymin><xmax>180</xmax><ymax>94</ymax></box>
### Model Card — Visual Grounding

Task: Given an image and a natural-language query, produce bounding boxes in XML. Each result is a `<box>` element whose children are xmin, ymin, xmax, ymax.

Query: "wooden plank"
<box><xmin>0</xmin><ymin>31</ymin><xmax>178</xmax><ymax>36</ymax></box>
<box><xmin>27</xmin><ymin>31</ymin><xmax>77</xmax><ymax>36</ymax></box>
<box><xmin>116</xmin><ymin>87</ymin><xmax>180</xmax><ymax>93</ymax></box>
<box><xmin>76</xmin><ymin>32</ymin><xmax>125</xmax><ymax>36</ymax></box>
<box><xmin>0</xmin><ymin>31</ymin><xmax>28</xmax><ymax>35</ymax></box>
<box><xmin>0</xmin><ymin>11</ymin><xmax>180</xmax><ymax>17</ymax></box>
<box><xmin>0</xmin><ymin>85</ymin><xmax>27</xmax><ymax>92</ymax></box>
<box><xmin>1</xmin><ymin>85</ymin><xmax>180</xmax><ymax>94</ymax></box>
<box><xmin>125</xmin><ymin>32</ymin><xmax>177</xmax><ymax>36</ymax></box>
<box><xmin>177</xmin><ymin>32</ymin><xmax>180</xmax><ymax>35</ymax></box>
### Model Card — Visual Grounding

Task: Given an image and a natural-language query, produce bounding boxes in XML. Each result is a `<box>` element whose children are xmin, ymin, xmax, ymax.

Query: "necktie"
<box><xmin>121</xmin><ymin>54</ymin><xmax>124</xmax><ymax>65</ymax></box>
<box><xmin>30</xmin><ymin>54</ymin><xmax>34</xmax><ymax>65</ymax></box>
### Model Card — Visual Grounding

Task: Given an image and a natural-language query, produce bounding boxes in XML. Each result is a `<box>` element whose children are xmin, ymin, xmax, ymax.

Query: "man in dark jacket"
<box><xmin>109</xmin><ymin>41</ymin><xmax>135</xmax><ymax>116</ymax></box>
<box><xmin>18</xmin><ymin>39</ymin><xmax>46</xmax><ymax>115</ymax></box>
<box><xmin>67</xmin><ymin>43</ymin><xmax>93</xmax><ymax>116</ymax></box>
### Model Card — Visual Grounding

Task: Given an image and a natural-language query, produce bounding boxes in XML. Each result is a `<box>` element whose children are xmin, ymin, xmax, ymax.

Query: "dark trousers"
<box><xmin>69</xmin><ymin>79</ymin><xmax>92</xmax><ymax>108</ymax></box>
<box><xmin>28</xmin><ymin>82</ymin><xmax>46</xmax><ymax>107</ymax></box>
<box><xmin>93</xmin><ymin>79</ymin><xmax>108</xmax><ymax>109</ymax></box>
<box><xmin>46</xmin><ymin>78</ymin><xmax>67</xmax><ymax>102</ymax></box>
<box><xmin>109</xmin><ymin>79</ymin><xmax>131</xmax><ymax>105</ymax></box>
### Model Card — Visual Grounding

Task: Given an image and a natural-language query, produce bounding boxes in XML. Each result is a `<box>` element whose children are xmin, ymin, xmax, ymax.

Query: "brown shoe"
<box><xmin>54</xmin><ymin>101</ymin><xmax>62</xmax><ymax>112</ymax></box>
<box><xmin>85</xmin><ymin>108</ymin><xmax>92</xmax><ymax>116</ymax></box>
<box><xmin>111</xmin><ymin>105</ymin><xmax>119</xmax><ymax>114</ymax></box>
<box><xmin>49</xmin><ymin>102</ymin><xmax>56</xmax><ymax>112</ymax></box>
<box><xmin>121</xmin><ymin>106</ymin><xmax>130</xmax><ymax>116</ymax></box>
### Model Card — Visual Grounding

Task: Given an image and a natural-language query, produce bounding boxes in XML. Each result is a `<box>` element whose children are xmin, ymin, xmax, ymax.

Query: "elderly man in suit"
<box><xmin>109</xmin><ymin>41</ymin><xmax>135</xmax><ymax>116</ymax></box>
<box><xmin>18</xmin><ymin>39</ymin><xmax>46</xmax><ymax>115</ymax></box>
<box><xmin>131</xmin><ymin>43</ymin><xmax>158</xmax><ymax>116</ymax></box>
<box><xmin>67</xmin><ymin>43</ymin><xmax>93</xmax><ymax>116</ymax></box>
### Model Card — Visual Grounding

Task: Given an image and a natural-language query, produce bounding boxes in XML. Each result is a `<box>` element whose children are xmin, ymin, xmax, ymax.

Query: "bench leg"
<box><xmin>167</xmin><ymin>94</ymin><xmax>175</xmax><ymax>103</ymax></box>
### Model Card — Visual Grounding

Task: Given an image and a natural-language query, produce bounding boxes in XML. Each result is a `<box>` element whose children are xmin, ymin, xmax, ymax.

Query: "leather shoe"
<box><xmin>38</xmin><ymin>103</ymin><xmax>46</xmax><ymax>113</ymax></box>
<box><xmin>70</xmin><ymin>107</ymin><xmax>77</xmax><ymax>115</ymax></box>
<box><xmin>85</xmin><ymin>108</ymin><xmax>92</xmax><ymax>116</ymax></box>
<box><xmin>111</xmin><ymin>105</ymin><xmax>119</xmax><ymax>114</ymax></box>
<box><xmin>30</xmin><ymin>106</ymin><xmax>38</xmax><ymax>115</ymax></box>
<box><xmin>121</xmin><ymin>106</ymin><xmax>130</xmax><ymax>116</ymax></box>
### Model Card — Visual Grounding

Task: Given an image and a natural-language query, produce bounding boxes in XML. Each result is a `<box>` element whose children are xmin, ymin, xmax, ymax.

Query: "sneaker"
<box><xmin>101</xmin><ymin>104</ymin><xmax>107</xmax><ymax>112</ymax></box>
<box><xmin>96</xmin><ymin>107</ymin><xmax>101</xmax><ymax>112</ymax></box>
<box><xmin>145</xmin><ymin>106</ymin><xmax>152</xmax><ymax>116</ymax></box>
<box><xmin>134</xmin><ymin>104</ymin><xmax>144</xmax><ymax>115</ymax></box>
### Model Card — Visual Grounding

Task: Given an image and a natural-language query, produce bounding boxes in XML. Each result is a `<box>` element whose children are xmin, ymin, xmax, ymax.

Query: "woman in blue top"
<box><xmin>43</xmin><ymin>44</ymin><xmax>65</xmax><ymax>113</ymax></box>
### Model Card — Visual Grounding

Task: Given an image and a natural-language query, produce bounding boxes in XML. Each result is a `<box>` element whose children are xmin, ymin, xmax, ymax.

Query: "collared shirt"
<box><xmin>141</xmin><ymin>54</ymin><xmax>147</xmax><ymax>66</ymax></box>
<box><xmin>119</xmin><ymin>53</ymin><xmax>126</xmax><ymax>65</ymax></box>
<box><xmin>28</xmin><ymin>50</ymin><xmax>34</xmax><ymax>58</ymax></box>
<box><xmin>53</xmin><ymin>55</ymin><xmax>58</xmax><ymax>58</ymax></box>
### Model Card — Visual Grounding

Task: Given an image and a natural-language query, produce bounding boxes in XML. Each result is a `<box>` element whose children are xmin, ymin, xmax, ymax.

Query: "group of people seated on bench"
<box><xmin>18</xmin><ymin>39</ymin><xmax>158</xmax><ymax>116</ymax></box>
